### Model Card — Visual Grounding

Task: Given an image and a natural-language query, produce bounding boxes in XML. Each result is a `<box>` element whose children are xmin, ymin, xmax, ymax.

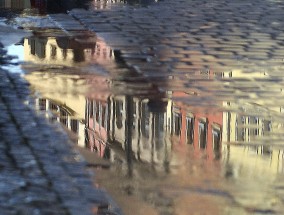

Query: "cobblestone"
<box><xmin>62</xmin><ymin>0</ymin><xmax>284</xmax><ymax>115</ymax></box>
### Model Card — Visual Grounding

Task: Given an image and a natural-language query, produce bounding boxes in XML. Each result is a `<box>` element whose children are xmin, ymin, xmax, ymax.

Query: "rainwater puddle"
<box><xmin>22</xmin><ymin>35</ymin><xmax>284</xmax><ymax>214</ymax></box>
<box><xmin>2</xmin><ymin>2</ymin><xmax>284</xmax><ymax>215</ymax></box>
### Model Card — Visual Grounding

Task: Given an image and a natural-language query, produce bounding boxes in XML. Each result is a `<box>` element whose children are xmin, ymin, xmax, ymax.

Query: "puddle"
<box><xmin>2</xmin><ymin>1</ymin><xmax>284</xmax><ymax>215</ymax></box>
<box><xmin>21</xmin><ymin>32</ymin><xmax>284</xmax><ymax>214</ymax></box>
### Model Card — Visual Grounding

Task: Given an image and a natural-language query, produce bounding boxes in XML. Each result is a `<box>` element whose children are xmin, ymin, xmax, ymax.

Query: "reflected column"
<box><xmin>125</xmin><ymin>95</ymin><xmax>134</xmax><ymax>178</ymax></box>
<box><xmin>148</xmin><ymin>98</ymin><xmax>170</xmax><ymax>173</ymax></box>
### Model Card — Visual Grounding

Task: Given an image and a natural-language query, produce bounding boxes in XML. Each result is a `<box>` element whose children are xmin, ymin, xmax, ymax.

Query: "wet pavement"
<box><xmin>2</xmin><ymin>0</ymin><xmax>284</xmax><ymax>214</ymax></box>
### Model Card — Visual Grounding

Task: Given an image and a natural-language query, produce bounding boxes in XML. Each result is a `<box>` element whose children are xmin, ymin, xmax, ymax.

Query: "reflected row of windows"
<box><xmin>37</xmin><ymin>97</ymin><xmax>275</xmax><ymax>161</ymax></box>
<box><xmin>87</xmin><ymin>99</ymin><xmax>108</xmax><ymax>130</ymax></box>
<box><xmin>86</xmin><ymin>97</ymin><xmax>222</xmax><ymax>157</ymax></box>
<box><xmin>172</xmin><ymin>110</ymin><xmax>221</xmax><ymax>158</ymax></box>
<box><xmin>235</xmin><ymin>115</ymin><xmax>271</xmax><ymax>141</ymax></box>
<box><xmin>38</xmin><ymin>98</ymin><xmax>79</xmax><ymax>134</ymax></box>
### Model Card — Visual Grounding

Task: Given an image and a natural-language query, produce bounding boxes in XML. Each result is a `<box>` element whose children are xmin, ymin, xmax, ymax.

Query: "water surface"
<box><xmin>2</xmin><ymin>1</ymin><xmax>284</xmax><ymax>215</ymax></box>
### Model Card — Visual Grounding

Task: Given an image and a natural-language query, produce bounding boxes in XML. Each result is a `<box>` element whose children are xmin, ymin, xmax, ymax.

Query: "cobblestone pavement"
<box><xmin>0</xmin><ymin>46</ymin><xmax>122</xmax><ymax>214</ymax></box>
<box><xmin>68</xmin><ymin>0</ymin><xmax>284</xmax><ymax>110</ymax></box>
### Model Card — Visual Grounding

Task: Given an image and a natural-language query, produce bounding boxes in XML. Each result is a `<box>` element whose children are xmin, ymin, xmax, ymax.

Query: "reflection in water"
<box><xmin>33</xmin><ymin>89</ymin><xmax>284</xmax><ymax>213</ymax></box>
<box><xmin>0</xmin><ymin>0</ymin><xmax>47</xmax><ymax>14</ymax></box>
<box><xmin>90</xmin><ymin>0</ymin><xmax>159</xmax><ymax>10</ymax></box>
<box><xmin>34</xmin><ymin>93</ymin><xmax>224</xmax><ymax>168</ymax></box>
<box><xmin>0</xmin><ymin>0</ymin><xmax>159</xmax><ymax>14</ymax></box>
<box><xmin>0</xmin><ymin>0</ymin><xmax>92</xmax><ymax>14</ymax></box>
<box><xmin>24</xmin><ymin>34</ymin><xmax>114</xmax><ymax>66</ymax></box>
<box><xmin>20</xmin><ymin>22</ymin><xmax>284</xmax><ymax>215</ymax></box>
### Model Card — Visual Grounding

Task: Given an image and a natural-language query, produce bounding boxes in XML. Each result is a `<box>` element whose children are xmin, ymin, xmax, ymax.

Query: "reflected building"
<box><xmin>24</xmin><ymin>36</ymin><xmax>114</xmax><ymax>66</ymax></box>
<box><xmin>171</xmin><ymin>91</ymin><xmax>223</xmax><ymax>161</ymax></box>
<box><xmin>35</xmin><ymin>97</ymin><xmax>85</xmax><ymax>146</ymax></box>
<box><xmin>32</xmin><ymin>83</ymin><xmax>284</xmax><ymax>175</ymax></box>
<box><xmin>25</xmin><ymin>31</ymin><xmax>284</xmax><ymax>176</ymax></box>
<box><xmin>85</xmin><ymin>95</ymin><xmax>110</xmax><ymax>158</ymax></box>
<box><xmin>107</xmin><ymin>95</ymin><xmax>173</xmax><ymax>169</ymax></box>
<box><xmin>36</xmin><ymin>89</ymin><xmax>223</xmax><ymax>171</ymax></box>
<box><xmin>31</xmin><ymin>72</ymin><xmax>112</xmax><ymax>153</ymax></box>
<box><xmin>0</xmin><ymin>0</ymin><xmax>46</xmax><ymax>14</ymax></box>
<box><xmin>221</xmin><ymin>69</ymin><xmax>284</xmax><ymax>175</ymax></box>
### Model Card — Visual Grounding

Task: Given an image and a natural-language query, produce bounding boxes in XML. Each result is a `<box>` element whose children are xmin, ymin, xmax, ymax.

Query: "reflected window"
<box><xmin>30</xmin><ymin>39</ymin><xmax>36</xmax><ymax>55</ymax></box>
<box><xmin>173</xmin><ymin>112</ymin><xmax>181</xmax><ymax>136</ymax></box>
<box><xmin>37</xmin><ymin>41</ymin><xmax>46</xmax><ymax>59</ymax></box>
<box><xmin>95</xmin><ymin>102</ymin><xmax>107</xmax><ymax>128</ymax></box>
<box><xmin>50</xmin><ymin>45</ymin><xmax>57</xmax><ymax>59</ymax></box>
<box><xmin>154</xmin><ymin>113</ymin><xmax>165</xmax><ymax>140</ymax></box>
<box><xmin>50</xmin><ymin>102</ymin><xmax>58</xmax><ymax>112</ymax></box>
<box><xmin>132</xmin><ymin>102</ymin><xmax>136</xmax><ymax>133</ymax></box>
<box><xmin>236</xmin><ymin>116</ymin><xmax>245</xmax><ymax>141</ymax></box>
<box><xmin>198</xmin><ymin>120</ymin><xmax>207</xmax><ymax>149</ymax></box>
<box><xmin>212</xmin><ymin>126</ymin><xmax>221</xmax><ymax>159</ymax></box>
<box><xmin>38</xmin><ymin>98</ymin><xmax>46</xmax><ymax>111</ymax></box>
<box><xmin>262</xmin><ymin>120</ymin><xmax>271</xmax><ymax>133</ymax></box>
<box><xmin>71</xmin><ymin>119</ymin><xmax>79</xmax><ymax>133</ymax></box>
<box><xmin>101</xmin><ymin>105</ymin><xmax>106</xmax><ymax>128</ymax></box>
<box><xmin>60</xmin><ymin>109</ymin><xmax>68</xmax><ymax>126</ymax></box>
<box><xmin>141</xmin><ymin>103</ymin><xmax>149</xmax><ymax>138</ymax></box>
<box><xmin>186</xmin><ymin>116</ymin><xmax>194</xmax><ymax>144</ymax></box>
<box><xmin>88</xmin><ymin>100</ymin><xmax>94</xmax><ymax>118</ymax></box>
<box><xmin>115</xmin><ymin>100</ymin><xmax>123</xmax><ymax>129</ymax></box>
<box><xmin>252</xmin><ymin>116</ymin><xmax>259</xmax><ymax>136</ymax></box>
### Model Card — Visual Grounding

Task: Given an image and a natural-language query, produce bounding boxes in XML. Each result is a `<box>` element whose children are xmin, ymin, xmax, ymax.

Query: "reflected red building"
<box><xmin>171</xmin><ymin>90</ymin><xmax>223</xmax><ymax>161</ymax></box>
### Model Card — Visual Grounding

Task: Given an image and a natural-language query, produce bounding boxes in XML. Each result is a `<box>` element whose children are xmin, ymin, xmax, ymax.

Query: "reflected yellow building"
<box><xmin>24</xmin><ymin>36</ymin><xmax>114</xmax><ymax>66</ymax></box>
<box><xmin>221</xmin><ymin>64</ymin><xmax>284</xmax><ymax>175</ymax></box>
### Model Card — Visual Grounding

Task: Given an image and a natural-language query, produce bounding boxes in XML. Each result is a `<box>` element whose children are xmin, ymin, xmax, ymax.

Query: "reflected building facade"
<box><xmin>32</xmin><ymin>81</ymin><xmax>284</xmax><ymax>175</ymax></box>
<box><xmin>24</xmin><ymin>29</ymin><xmax>284</xmax><ymax>176</ymax></box>
<box><xmin>171</xmin><ymin>92</ymin><xmax>223</xmax><ymax>161</ymax></box>
<box><xmin>34</xmin><ymin>91</ymin><xmax>224</xmax><ymax>169</ymax></box>
<box><xmin>24</xmin><ymin>36</ymin><xmax>114</xmax><ymax>66</ymax></box>
<box><xmin>221</xmin><ymin>69</ymin><xmax>284</xmax><ymax>175</ymax></box>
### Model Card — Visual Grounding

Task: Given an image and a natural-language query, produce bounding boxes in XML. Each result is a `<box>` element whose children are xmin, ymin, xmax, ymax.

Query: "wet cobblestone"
<box><xmin>65</xmin><ymin>0</ymin><xmax>284</xmax><ymax>120</ymax></box>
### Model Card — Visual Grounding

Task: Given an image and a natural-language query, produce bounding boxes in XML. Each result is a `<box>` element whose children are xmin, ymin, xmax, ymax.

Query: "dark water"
<box><xmin>0</xmin><ymin>0</ymin><xmax>158</xmax><ymax>15</ymax></box>
<box><xmin>2</xmin><ymin>1</ymin><xmax>284</xmax><ymax>215</ymax></box>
